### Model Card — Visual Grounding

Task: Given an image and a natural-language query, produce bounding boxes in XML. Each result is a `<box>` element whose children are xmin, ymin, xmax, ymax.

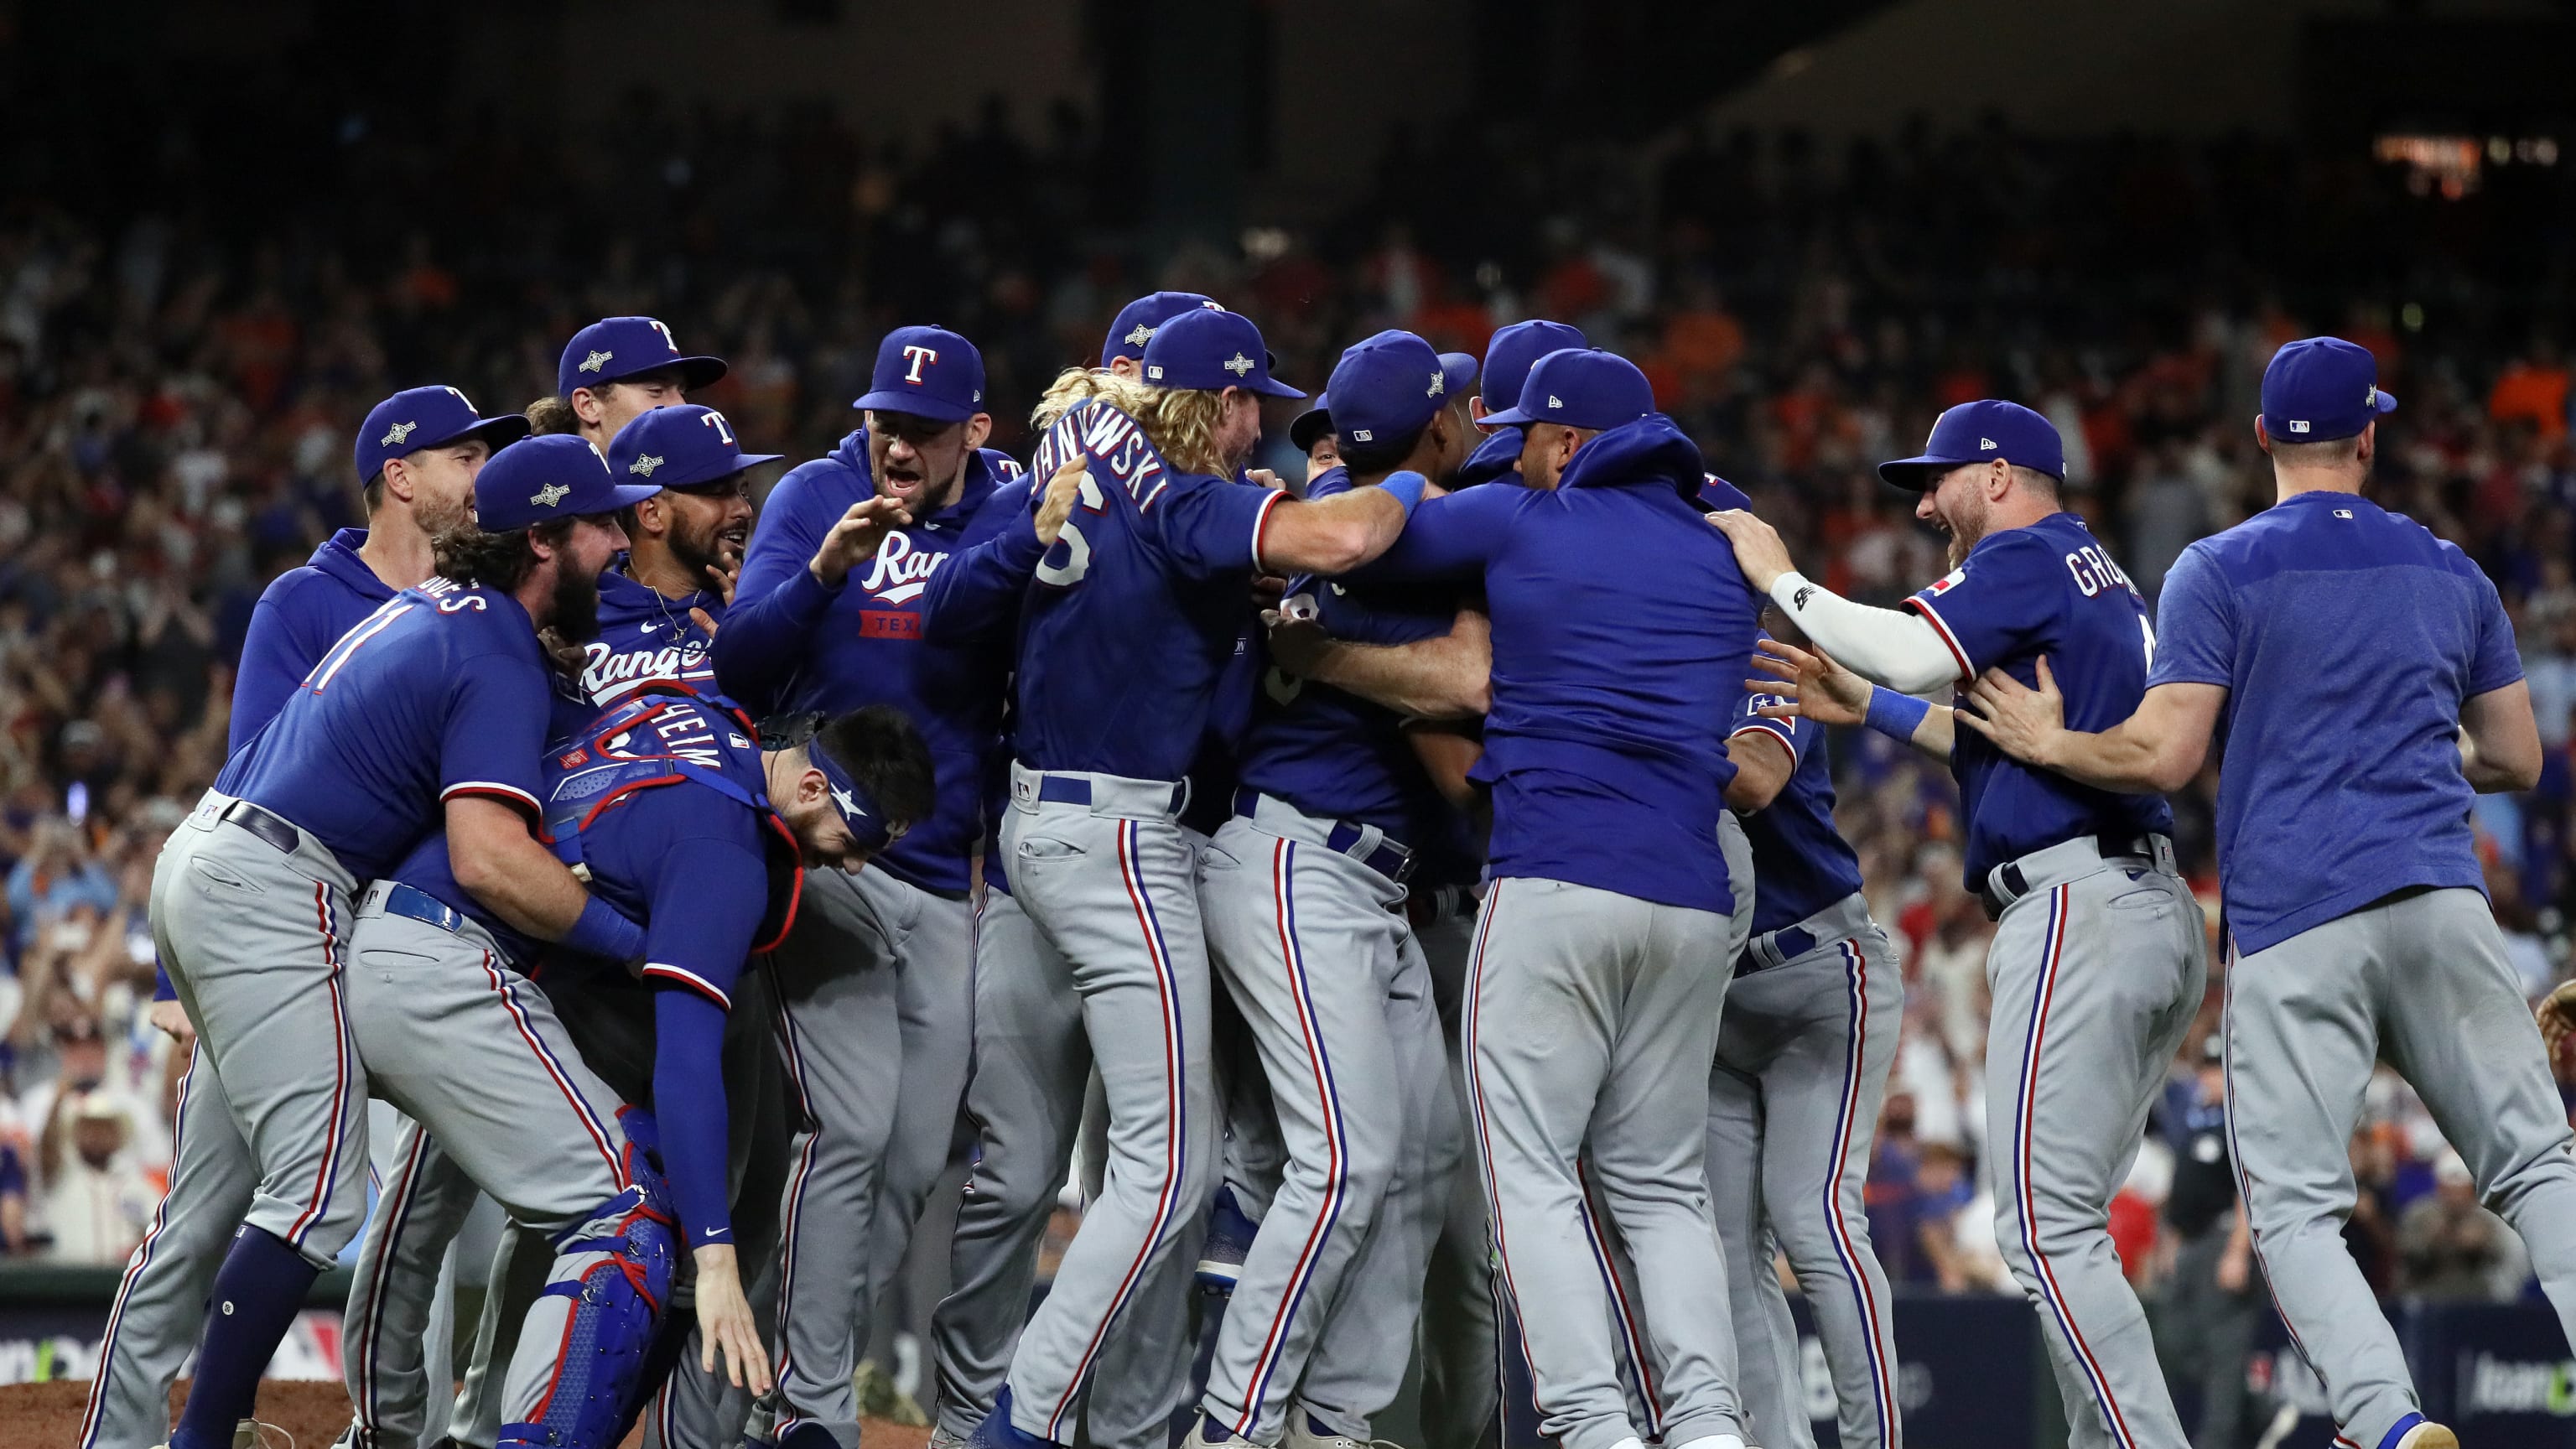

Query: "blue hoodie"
<box><xmin>714</xmin><ymin>428</ymin><xmax>1024</xmax><ymax>896</ymax></box>
<box><xmin>1357</xmin><ymin>415</ymin><xmax>1758</xmax><ymax>914</ymax></box>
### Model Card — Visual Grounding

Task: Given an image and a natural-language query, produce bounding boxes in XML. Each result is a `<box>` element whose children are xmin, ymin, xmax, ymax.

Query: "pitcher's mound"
<box><xmin>0</xmin><ymin>1380</ymin><xmax>934</xmax><ymax>1449</ymax></box>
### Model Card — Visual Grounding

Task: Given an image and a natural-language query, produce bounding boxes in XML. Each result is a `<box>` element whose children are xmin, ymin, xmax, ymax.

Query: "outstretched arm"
<box><xmin>1708</xmin><ymin>511</ymin><xmax>1963</xmax><ymax>694</ymax></box>
<box><xmin>1750</xmin><ymin>637</ymin><xmax>1953</xmax><ymax>762</ymax></box>
<box><xmin>1956</xmin><ymin>662</ymin><xmax>2224</xmax><ymax>794</ymax></box>
<box><xmin>1267</xmin><ymin>602</ymin><xmax>1491</xmax><ymax>720</ymax></box>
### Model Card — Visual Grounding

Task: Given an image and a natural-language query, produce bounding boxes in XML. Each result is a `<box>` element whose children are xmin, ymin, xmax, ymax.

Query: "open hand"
<box><xmin>693</xmin><ymin>1244</ymin><xmax>775</xmax><ymax>1394</ymax></box>
<box><xmin>1708</xmin><ymin>510</ymin><xmax>1795</xmax><ymax>593</ymax></box>
<box><xmin>1956</xmin><ymin>657</ymin><xmax>2070</xmax><ymax>766</ymax></box>
<box><xmin>808</xmin><ymin>497</ymin><xmax>912</xmax><ymax>588</ymax></box>
<box><xmin>1036</xmin><ymin>453</ymin><xmax>1088</xmax><ymax>548</ymax></box>
<box><xmin>1748</xmin><ymin>637</ymin><xmax>1872</xmax><ymax>728</ymax></box>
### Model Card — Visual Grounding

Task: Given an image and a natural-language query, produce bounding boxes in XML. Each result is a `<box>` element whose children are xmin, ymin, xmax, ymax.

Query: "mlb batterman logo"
<box><xmin>530</xmin><ymin>482</ymin><xmax>571</xmax><ymax>508</ymax></box>
<box><xmin>380</xmin><ymin>420</ymin><xmax>417</xmax><ymax>447</ymax></box>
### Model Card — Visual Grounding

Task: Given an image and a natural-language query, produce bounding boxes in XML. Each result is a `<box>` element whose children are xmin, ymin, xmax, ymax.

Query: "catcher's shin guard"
<box><xmin>499</xmin><ymin>1124</ymin><xmax>678</xmax><ymax>1449</ymax></box>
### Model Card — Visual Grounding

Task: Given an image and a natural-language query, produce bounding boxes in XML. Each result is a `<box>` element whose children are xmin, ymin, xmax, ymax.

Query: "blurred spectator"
<box><xmin>2397</xmin><ymin>1150</ymin><xmax>2530</xmax><ymax>1301</ymax></box>
<box><xmin>38</xmin><ymin>1087</ymin><xmax>154</xmax><ymax>1264</ymax></box>
<box><xmin>2153</xmin><ymin>1033</ymin><xmax>2293</xmax><ymax>1449</ymax></box>
<box><xmin>2490</xmin><ymin>339</ymin><xmax>2570</xmax><ymax>442</ymax></box>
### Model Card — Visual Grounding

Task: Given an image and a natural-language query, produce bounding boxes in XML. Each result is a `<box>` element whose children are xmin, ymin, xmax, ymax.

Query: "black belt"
<box><xmin>1733</xmin><ymin>924</ymin><xmax>1817</xmax><ymax>977</ymax></box>
<box><xmin>220</xmin><ymin>799</ymin><xmax>300</xmax><ymax>855</ymax></box>
<box><xmin>1035</xmin><ymin>774</ymin><xmax>1189</xmax><ymax>814</ymax></box>
<box><xmin>1978</xmin><ymin>833</ymin><xmax>2160</xmax><ymax>922</ymax></box>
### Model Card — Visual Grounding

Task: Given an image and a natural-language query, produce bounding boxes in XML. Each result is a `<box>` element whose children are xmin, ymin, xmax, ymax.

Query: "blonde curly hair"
<box><xmin>1028</xmin><ymin>366</ymin><xmax>1239</xmax><ymax>478</ymax></box>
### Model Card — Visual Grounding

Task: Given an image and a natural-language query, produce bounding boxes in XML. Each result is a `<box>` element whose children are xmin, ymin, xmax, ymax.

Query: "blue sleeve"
<box><xmin>650</xmin><ymin>986</ymin><xmax>734</xmax><ymax>1245</ymax></box>
<box><xmin>1149</xmin><ymin>471</ymin><xmax>1285</xmax><ymax>581</ymax></box>
<box><xmin>1727</xmin><ymin>686</ymin><xmax>1811</xmax><ymax>765</ymax></box>
<box><xmin>2465</xmin><ymin>564</ymin><xmax>2525</xmax><ymax>697</ymax></box>
<box><xmin>635</xmin><ymin>833</ymin><xmax>768</xmax><ymax>1009</ymax></box>
<box><xmin>713</xmin><ymin>467</ymin><xmax>844</xmax><ymax>713</ymax></box>
<box><xmin>153</xmin><ymin>958</ymin><xmax>176</xmax><ymax>1002</ymax></box>
<box><xmin>228</xmin><ymin>578</ymin><xmax>324</xmax><ymax>755</ymax></box>
<box><xmin>1904</xmin><ymin>529</ymin><xmax>2060</xmax><ymax>680</ymax></box>
<box><xmin>438</xmin><ymin>640</ymin><xmax>550</xmax><ymax>816</ymax></box>
<box><xmin>1348</xmin><ymin>485</ymin><xmax>1519</xmax><ymax>584</ymax></box>
<box><xmin>2145</xmin><ymin>543</ymin><xmax>2236</xmax><ymax>690</ymax></box>
<box><xmin>921</xmin><ymin>479</ymin><xmax>1045</xmax><ymax>645</ymax></box>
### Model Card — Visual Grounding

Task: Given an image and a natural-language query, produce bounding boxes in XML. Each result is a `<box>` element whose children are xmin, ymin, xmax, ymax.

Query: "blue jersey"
<box><xmin>584</xmin><ymin>566</ymin><xmax>722</xmax><ymax>706</ymax></box>
<box><xmin>1728</xmin><ymin>690</ymin><xmax>1865</xmax><ymax>933</ymax></box>
<box><xmin>714</xmin><ymin>429</ymin><xmax>1024</xmax><ymax>896</ymax></box>
<box><xmin>1237</xmin><ymin>466</ymin><xmax>1470</xmax><ymax>870</ymax></box>
<box><xmin>230</xmin><ymin>528</ymin><xmax>397</xmax><ymax>756</ymax></box>
<box><xmin>388</xmin><ymin>690</ymin><xmax>792</xmax><ymax>1245</ymax></box>
<box><xmin>1358</xmin><ymin>415</ymin><xmax>1756</xmax><ymax>915</ymax></box>
<box><xmin>1905</xmin><ymin>512</ymin><xmax>2174</xmax><ymax>885</ymax></box>
<box><xmin>2148</xmin><ymin>491</ymin><xmax>2521</xmax><ymax>954</ymax></box>
<box><xmin>1011</xmin><ymin>399</ymin><xmax>1284</xmax><ymax>783</ymax></box>
<box><xmin>216</xmin><ymin>580</ymin><xmax>553</xmax><ymax>880</ymax></box>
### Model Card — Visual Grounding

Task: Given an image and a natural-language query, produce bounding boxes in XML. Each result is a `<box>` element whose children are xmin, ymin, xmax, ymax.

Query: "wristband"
<box><xmin>1377</xmin><ymin>470</ymin><xmax>1428</xmax><ymax>517</ymax></box>
<box><xmin>564</xmin><ymin>895</ymin><xmax>647</xmax><ymax>962</ymax></box>
<box><xmin>1862</xmin><ymin>685</ymin><xmax>1931</xmax><ymax>741</ymax></box>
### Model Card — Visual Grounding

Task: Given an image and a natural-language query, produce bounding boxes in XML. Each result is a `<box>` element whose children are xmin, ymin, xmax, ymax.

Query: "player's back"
<box><xmin>2153</xmin><ymin>491</ymin><xmax>2519</xmax><ymax>950</ymax></box>
<box><xmin>228</xmin><ymin>528</ymin><xmax>398</xmax><ymax>756</ymax></box>
<box><xmin>1729</xmin><ymin>701</ymin><xmax>1864</xmax><ymax>936</ymax></box>
<box><xmin>217</xmin><ymin>579</ymin><xmax>551</xmax><ymax>880</ymax></box>
<box><xmin>1472</xmin><ymin>415</ymin><xmax>1759</xmax><ymax>914</ymax></box>
<box><xmin>1011</xmin><ymin>397</ymin><xmax>1282</xmax><ymax>784</ymax></box>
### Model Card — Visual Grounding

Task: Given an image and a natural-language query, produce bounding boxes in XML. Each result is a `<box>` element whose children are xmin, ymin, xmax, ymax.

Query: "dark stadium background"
<box><xmin>2</xmin><ymin>0</ymin><xmax>2574</xmax><ymax>1441</ymax></box>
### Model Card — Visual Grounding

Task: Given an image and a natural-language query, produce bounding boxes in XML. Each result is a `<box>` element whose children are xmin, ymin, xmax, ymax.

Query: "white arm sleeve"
<box><xmin>1767</xmin><ymin>571</ymin><xmax>1963</xmax><ymax>694</ymax></box>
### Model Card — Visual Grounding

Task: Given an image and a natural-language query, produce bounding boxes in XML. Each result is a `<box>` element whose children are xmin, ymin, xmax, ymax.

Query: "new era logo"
<box><xmin>380</xmin><ymin>420</ymin><xmax>417</xmax><ymax>447</ymax></box>
<box><xmin>1547</xmin><ymin>395</ymin><xmax>1563</xmax><ymax>408</ymax></box>
<box><xmin>579</xmin><ymin>349</ymin><xmax>613</xmax><ymax>373</ymax></box>
<box><xmin>1223</xmin><ymin>353</ymin><xmax>1255</xmax><ymax>377</ymax></box>
<box><xmin>1980</xmin><ymin>437</ymin><xmax>1997</xmax><ymax>449</ymax></box>
<box><xmin>629</xmin><ymin>454</ymin><xmax>664</xmax><ymax>477</ymax></box>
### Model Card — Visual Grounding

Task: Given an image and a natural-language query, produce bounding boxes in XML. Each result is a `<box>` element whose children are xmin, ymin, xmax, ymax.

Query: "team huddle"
<box><xmin>72</xmin><ymin>293</ymin><xmax>2576</xmax><ymax>1449</ymax></box>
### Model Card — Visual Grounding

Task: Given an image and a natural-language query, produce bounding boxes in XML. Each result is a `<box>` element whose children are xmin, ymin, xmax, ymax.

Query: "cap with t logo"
<box><xmin>854</xmin><ymin>325</ymin><xmax>988</xmax><ymax>424</ymax></box>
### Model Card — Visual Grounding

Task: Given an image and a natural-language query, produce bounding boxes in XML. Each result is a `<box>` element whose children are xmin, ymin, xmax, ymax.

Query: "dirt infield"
<box><xmin>0</xmin><ymin>1380</ymin><xmax>937</xmax><ymax>1449</ymax></box>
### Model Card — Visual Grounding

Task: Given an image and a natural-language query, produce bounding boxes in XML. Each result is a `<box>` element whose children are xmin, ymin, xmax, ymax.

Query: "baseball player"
<box><xmin>1187</xmin><ymin>330</ymin><xmax>1478</xmax><ymax>1449</ymax></box>
<box><xmin>335</xmin><ymin>402</ymin><xmax>787</xmax><ymax>1449</ymax></box>
<box><xmin>1456</xmin><ymin>319</ymin><xmax>1585</xmax><ymax>490</ymax></box>
<box><xmin>953</xmin><ymin>306</ymin><xmax>1419</xmax><ymax>1449</ymax></box>
<box><xmin>81</xmin><ymin>386</ymin><xmax>527</xmax><ymax>1449</ymax></box>
<box><xmin>1709</xmin><ymin>641</ymin><xmax>1904</xmax><ymax>1449</ymax></box>
<box><xmin>1347</xmin><ymin>345</ymin><xmax>1761</xmax><ymax>1449</ymax></box>
<box><xmin>527</xmin><ymin>314</ymin><xmax>728</xmax><ymax>446</ymax></box>
<box><xmin>1100</xmin><ymin>291</ymin><xmax>1225</xmax><ymax>377</ymax></box>
<box><xmin>714</xmin><ymin>325</ymin><xmax>1026</xmax><ymax>1449</ymax></box>
<box><xmin>148</xmin><ymin>434</ymin><xmax>657</xmax><ymax>1449</ymax></box>
<box><xmin>1961</xmin><ymin>340</ymin><xmax>2576</xmax><ymax>1449</ymax></box>
<box><xmin>1711</xmin><ymin>397</ymin><xmax>2205</xmax><ymax>1449</ymax></box>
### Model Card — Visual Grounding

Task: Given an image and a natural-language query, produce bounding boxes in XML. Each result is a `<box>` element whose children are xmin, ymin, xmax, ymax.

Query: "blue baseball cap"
<box><xmin>1140</xmin><ymin>309</ymin><xmax>1304</xmax><ymax>399</ymax></box>
<box><xmin>854</xmin><ymin>325</ymin><xmax>988</xmax><ymax>423</ymax></box>
<box><xmin>558</xmin><ymin>317</ymin><xmax>729</xmax><ymax>397</ymax></box>
<box><xmin>2261</xmin><ymin>337</ymin><xmax>2397</xmax><ymax>444</ymax></box>
<box><xmin>1693</xmin><ymin>475</ymin><xmax>1753</xmax><ymax>514</ymax></box>
<box><xmin>475</xmin><ymin>435</ymin><xmax>660</xmax><ymax>532</ymax></box>
<box><xmin>1877</xmin><ymin>399</ymin><xmax>2064</xmax><ymax>490</ymax></box>
<box><xmin>1288</xmin><ymin>406</ymin><xmax>1336</xmax><ymax>454</ymax></box>
<box><xmin>1481</xmin><ymin>320</ymin><xmax>1587</xmax><ymax>414</ymax></box>
<box><xmin>354</xmin><ymin>386</ymin><xmax>531</xmax><ymax>485</ymax></box>
<box><xmin>1104</xmin><ymin>292</ymin><xmax>1223</xmax><ymax>366</ymax></box>
<box><xmin>606</xmin><ymin>405</ymin><xmax>783</xmax><ymax>492</ymax></box>
<box><xmin>1319</xmin><ymin>331</ymin><xmax>1478</xmax><ymax>450</ymax></box>
<box><xmin>806</xmin><ymin>730</ymin><xmax>896</xmax><ymax>854</ymax></box>
<box><xmin>1478</xmin><ymin>348</ymin><xmax>1652</xmax><ymax>430</ymax></box>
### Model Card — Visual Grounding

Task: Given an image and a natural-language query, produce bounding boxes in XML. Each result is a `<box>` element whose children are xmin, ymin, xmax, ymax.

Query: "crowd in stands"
<box><xmin>0</xmin><ymin>96</ymin><xmax>2568</xmax><ymax>1334</ymax></box>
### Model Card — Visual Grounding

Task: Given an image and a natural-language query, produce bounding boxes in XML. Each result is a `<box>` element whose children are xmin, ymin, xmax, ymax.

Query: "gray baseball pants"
<box><xmin>1706</xmin><ymin>894</ymin><xmax>1903</xmax><ymax>1449</ymax></box>
<box><xmin>1464</xmin><ymin>873</ymin><xmax>1742</xmax><ymax>1449</ymax></box>
<box><xmin>2227</xmin><ymin>886</ymin><xmax>2576</xmax><ymax>1449</ymax></box>
<box><xmin>1981</xmin><ymin>838</ymin><xmax>2204</xmax><ymax>1449</ymax></box>
<box><xmin>1410</xmin><ymin>886</ymin><xmax>1501</xmax><ymax>1449</ymax></box>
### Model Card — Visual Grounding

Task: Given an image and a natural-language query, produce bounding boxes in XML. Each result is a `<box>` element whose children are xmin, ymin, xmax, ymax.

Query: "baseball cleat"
<box><xmin>968</xmin><ymin>1388</ymin><xmax>1064</xmax><ymax>1449</ymax></box>
<box><xmin>2389</xmin><ymin>1419</ymin><xmax>2459</xmax><ymax>1449</ymax></box>
<box><xmin>1196</xmin><ymin>1187</ymin><xmax>1257</xmax><ymax>1288</ymax></box>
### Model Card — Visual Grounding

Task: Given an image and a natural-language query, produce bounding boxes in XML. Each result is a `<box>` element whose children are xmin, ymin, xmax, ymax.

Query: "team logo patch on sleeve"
<box><xmin>1928</xmin><ymin>568</ymin><xmax>1966</xmax><ymax>595</ymax></box>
